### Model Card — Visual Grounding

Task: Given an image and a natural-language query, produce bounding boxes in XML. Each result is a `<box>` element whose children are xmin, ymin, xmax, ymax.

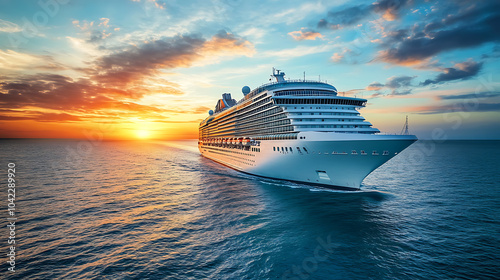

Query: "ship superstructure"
<box><xmin>198</xmin><ymin>69</ymin><xmax>417</xmax><ymax>190</ymax></box>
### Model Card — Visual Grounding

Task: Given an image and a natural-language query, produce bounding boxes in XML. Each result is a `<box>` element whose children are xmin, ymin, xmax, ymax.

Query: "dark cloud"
<box><xmin>366</xmin><ymin>82</ymin><xmax>384</xmax><ymax>91</ymax></box>
<box><xmin>0</xmin><ymin>74</ymin><xmax>164</xmax><ymax>112</ymax></box>
<box><xmin>94</xmin><ymin>34</ymin><xmax>205</xmax><ymax>85</ymax></box>
<box><xmin>376</xmin><ymin>2</ymin><xmax>500</xmax><ymax>65</ymax></box>
<box><xmin>0</xmin><ymin>30</ymin><xmax>254</xmax><ymax>124</ymax></box>
<box><xmin>438</xmin><ymin>92</ymin><xmax>500</xmax><ymax>100</ymax></box>
<box><xmin>482</xmin><ymin>45</ymin><xmax>500</xmax><ymax>59</ymax></box>
<box><xmin>421</xmin><ymin>61</ymin><xmax>482</xmax><ymax>86</ymax></box>
<box><xmin>385</xmin><ymin>75</ymin><xmax>415</xmax><ymax>88</ymax></box>
<box><xmin>391</xmin><ymin>89</ymin><xmax>413</xmax><ymax>95</ymax></box>
<box><xmin>0</xmin><ymin>111</ymin><xmax>82</xmax><ymax>122</ymax></box>
<box><xmin>416</xmin><ymin>102</ymin><xmax>500</xmax><ymax>114</ymax></box>
<box><xmin>318</xmin><ymin>5</ymin><xmax>372</xmax><ymax>30</ymax></box>
<box><xmin>318</xmin><ymin>0</ymin><xmax>412</xmax><ymax>30</ymax></box>
<box><xmin>93</xmin><ymin>31</ymin><xmax>252</xmax><ymax>85</ymax></box>
<box><xmin>36</xmin><ymin>112</ymin><xmax>83</xmax><ymax>122</ymax></box>
<box><xmin>364</xmin><ymin>75</ymin><xmax>415</xmax><ymax>96</ymax></box>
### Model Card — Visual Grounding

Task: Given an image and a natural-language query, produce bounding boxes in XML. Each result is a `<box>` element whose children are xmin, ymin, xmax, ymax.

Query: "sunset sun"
<box><xmin>136</xmin><ymin>130</ymin><xmax>151</xmax><ymax>139</ymax></box>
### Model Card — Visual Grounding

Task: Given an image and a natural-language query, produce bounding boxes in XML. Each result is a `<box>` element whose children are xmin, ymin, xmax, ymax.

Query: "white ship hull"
<box><xmin>199</xmin><ymin>132</ymin><xmax>417</xmax><ymax>190</ymax></box>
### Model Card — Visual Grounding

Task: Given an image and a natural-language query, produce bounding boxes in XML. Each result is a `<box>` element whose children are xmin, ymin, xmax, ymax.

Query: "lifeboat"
<box><xmin>222</xmin><ymin>139</ymin><xmax>227</xmax><ymax>145</ymax></box>
<box><xmin>238</xmin><ymin>137</ymin><xmax>243</xmax><ymax>145</ymax></box>
<box><xmin>242</xmin><ymin>138</ymin><xmax>250</xmax><ymax>145</ymax></box>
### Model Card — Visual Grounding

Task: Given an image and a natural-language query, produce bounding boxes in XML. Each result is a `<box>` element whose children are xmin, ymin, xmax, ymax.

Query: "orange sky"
<box><xmin>1</xmin><ymin>0</ymin><xmax>499</xmax><ymax>140</ymax></box>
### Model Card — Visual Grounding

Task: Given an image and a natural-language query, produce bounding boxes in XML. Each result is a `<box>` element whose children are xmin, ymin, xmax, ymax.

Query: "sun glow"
<box><xmin>136</xmin><ymin>130</ymin><xmax>151</xmax><ymax>139</ymax></box>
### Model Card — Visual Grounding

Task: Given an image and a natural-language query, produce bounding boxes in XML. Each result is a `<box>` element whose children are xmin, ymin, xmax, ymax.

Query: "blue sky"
<box><xmin>0</xmin><ymin>0</ymin><xmax>499</xmax><ymax>139</ymax></box>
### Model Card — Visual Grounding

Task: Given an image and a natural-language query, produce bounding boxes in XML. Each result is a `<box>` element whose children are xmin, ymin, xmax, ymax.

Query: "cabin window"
<box><xmin>273</xmin><ymin>147</ymin><xmax>276</xmax><ymax>151</ymax></box>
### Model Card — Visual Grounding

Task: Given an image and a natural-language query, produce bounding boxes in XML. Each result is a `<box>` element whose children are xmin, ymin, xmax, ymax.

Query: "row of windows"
<box><xmin>291</xmin><ymin>112</ymin><xmax>357</xmax><ymax>116</ymax></box>
<box><xmin>201</xmin><ymin>106</ymin><xmax>288</xmax><ymax>138</ymax></box>
<box><xmin>204</xmin><ymin>146</ymin><xmax>255</xmax><ymax>157</ymax></box>
<box><xmin>208</xmin><ymin>102</ymin><xmax>276</xmax><ymax>133</ymax></box>
<box><xmin>274</xmin><ymin>89</ymin><xmax>336</xmax><ymax>96</ymax></box>
<box><xmin>205</xmin><ymin>94</ymin><xmax>271</xmax><ymax>130</ymax></box>
<box><xmin>253</xmin><ymin>134</ymin><xmax>298</xmax><ymax>140</ymax></box>
<box><xmin>274</xmin><ymin>98</ymin><xmax>366</xmax><ymax>106</ymax></box>
<box><xmin>236</xmin><ymin>112</ymin><xmax>287</xmax><ymax>127</ymax></box>
<box><xmin>235</xmin><ymin>106</ymin><xmax>282</xmax><ymax>126</ymax></box>
<box><xmin>288</xmin><ymin>106</ymin><xmax>356</xmax><ymax>111</ymax></box>
<box><xmin>235</xmin><ymin>95</ymin><xmax>271</xmax><ymax>119</ymax></box>
<box><xmin>271</xmin><ymin>147</ymin><xmax>390</xmax><ymax>156</ymax></box>
<box><xmin>214</xmin><ymin>104</ymin><xmax>279</xmax><ymax>132</ymax></box>
<box><xmin>295</xmin><ymin>125</ymin><xmax>368</xmax><ymax>128</ymax></box>
<box><xmin>295</xmin><ymin>119</ymin><xmax>358</xmax><ymax>122</ymax></box>
<box><xmin>206</xmin><ymin>150</ymin><xmax>255</xmax><ymax>166</ymax></box>
<box><xmin>273</xmin><ymin>146</ymin><xmax>308</xmax><ymax>153</ymax></box>
<box><xmin>205</xmin><ymin>117</ymin><xmax>289</xmax><ymax>137</ymax></box>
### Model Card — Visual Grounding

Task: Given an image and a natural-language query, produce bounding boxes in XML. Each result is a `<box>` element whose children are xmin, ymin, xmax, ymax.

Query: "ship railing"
<box><xmin>237</xmin><ymin>79</ymin><xmax>333</xmax><ymax>105</ymax></box>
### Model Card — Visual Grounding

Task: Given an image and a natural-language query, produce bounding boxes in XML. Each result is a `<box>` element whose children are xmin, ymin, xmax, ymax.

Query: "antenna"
<box><xmin>400</xmin><ymin>115</ymin><xmax>409</xmax><ymax>135</ymax></box>
<box><xmin>303</xmin><ymin>71</ymin><xmax>305</xmax><ymax>81</ymax></box>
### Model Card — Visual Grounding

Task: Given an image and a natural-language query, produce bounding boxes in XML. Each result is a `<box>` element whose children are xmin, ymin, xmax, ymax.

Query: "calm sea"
<box><xmin>0</xmin><ymin>139</ymin><xmax>499</xmax><ymax>279</ymax></box>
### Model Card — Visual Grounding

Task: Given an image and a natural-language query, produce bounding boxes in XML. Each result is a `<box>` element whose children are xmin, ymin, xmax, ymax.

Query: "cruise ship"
<box><xmin>198</xmin><ymin>69</ymin><xmax>417</xmax><ymax>190</ymax></box>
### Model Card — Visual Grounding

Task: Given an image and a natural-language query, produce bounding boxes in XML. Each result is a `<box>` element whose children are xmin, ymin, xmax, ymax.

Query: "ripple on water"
<box><xmin>0</xmin><ymin>140</ymin><xmax>498</xmax><ymax>279</ymax></box>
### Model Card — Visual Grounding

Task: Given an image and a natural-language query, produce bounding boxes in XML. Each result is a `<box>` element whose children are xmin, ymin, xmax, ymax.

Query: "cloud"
<box><xmin>0</xmin><ymin>50</ymin><xmax>67</xmax><ymax>72</ymax></box>
<box><xmin>35</xmin><ymin>112</ymin><xmax>83</xmax><ymax>122</ymax></box>
<box><xmin>0</xmin><ymin>30</ymin><xmax>255</xmax><ymax>124</ymax></box>
<box><xmin>318</xmin><ymin>5</ymin><xmax>371</xmax><ymax>30</ymax></box>
<box><xmin>72</xmin><ymin>20</ymin><xmax>94</xmax><ymax>31</ymax></box>
<box><xmin>202</xmin><ymin>30</ymin><xmax>255</xmax><ymax>57</ymax></box>
<box><xmin>93</xmin><ymin>31</ymin><xmax>253</xmax><ymax>85</ymax></box>
<box><xmin>93</xmin><ymin>34</ymin><xmax>204</xmax><ymax>84</ymax></box>
<box><xmin>0</xmin><ymin>19</ymin><xmax>21</xmax><ymax>33</ymax></box>
<box><xmin>421</xmin><ymin>61</ymin><xmax>482</xmax><ymax>86</ymax></box>
<box><xmin>438</xmin><ymin>92</ymin><xmax>500</xmax><ymax>100</ymax></box>
<box><xmin>72</xmin><ymin>18</ymin><xmax>117</xmax><ymax>43</ymax></box>
<box><xmin>366</xmin><ymin>82</ymin><xmax>384</xmax><ymax>91</ymax></box>
<box><xmin>98</xmin><ymin>18</ymin><xmax>110</xmax><ymax>28</ymax></box>
<box><xmin>317</xmin><ymin>0</ymin><xmax>412</xmax><ymax>30</ymax></box>
<box><xmin>375</xmin><ymin>2</ymin><xmax>500</xmax><ymax>65</ymax></box>
<box><xmin>329</xmin><ymin>46</ymin><xmax>363</xmax><ymax>63</ymax></box>
<box><xmin>288</xmin><ymin>28</ymin><xmax>324</xmax><ymax>41</ymax></box>
<box><xmin>385</xmin><ymin>75</ymin><xmax>415</xmax><ymax>88</ymax></box>
<box><xmin>0</xmin><ymin>73</ymin><xmax>167</xmax><ymax>113</ymax></box>
<box><xmin>391</xmin><ymin>89</ymin><xmax>413</xmax><ymax>95</ymax></box>
<box><xmin>364</xmin><ymin>75</ymin><xmax>416</xmax><ymax>95</ymax></box>
<box><xmin>412</xmin><ymin>102</ymin><xmax>500</xmax><ymax>114</ymax></box>
<box><xmin>330</xmin><ymin>52</ymin><xmax>344</xmax><ymax>62</ymax></box>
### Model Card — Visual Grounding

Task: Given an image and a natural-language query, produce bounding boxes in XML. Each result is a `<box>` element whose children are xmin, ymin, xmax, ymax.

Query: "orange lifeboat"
<box><xmin>242</xmin><ymin>138</ymin><xmax>250</xmax><ymax>145</ymax></box>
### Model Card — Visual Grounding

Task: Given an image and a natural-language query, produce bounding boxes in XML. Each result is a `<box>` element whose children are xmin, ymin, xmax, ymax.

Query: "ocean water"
<box><xmin>0</xmin><ymin>139</ymin><xmax>499</xmax><ymax>279</ymax></box>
